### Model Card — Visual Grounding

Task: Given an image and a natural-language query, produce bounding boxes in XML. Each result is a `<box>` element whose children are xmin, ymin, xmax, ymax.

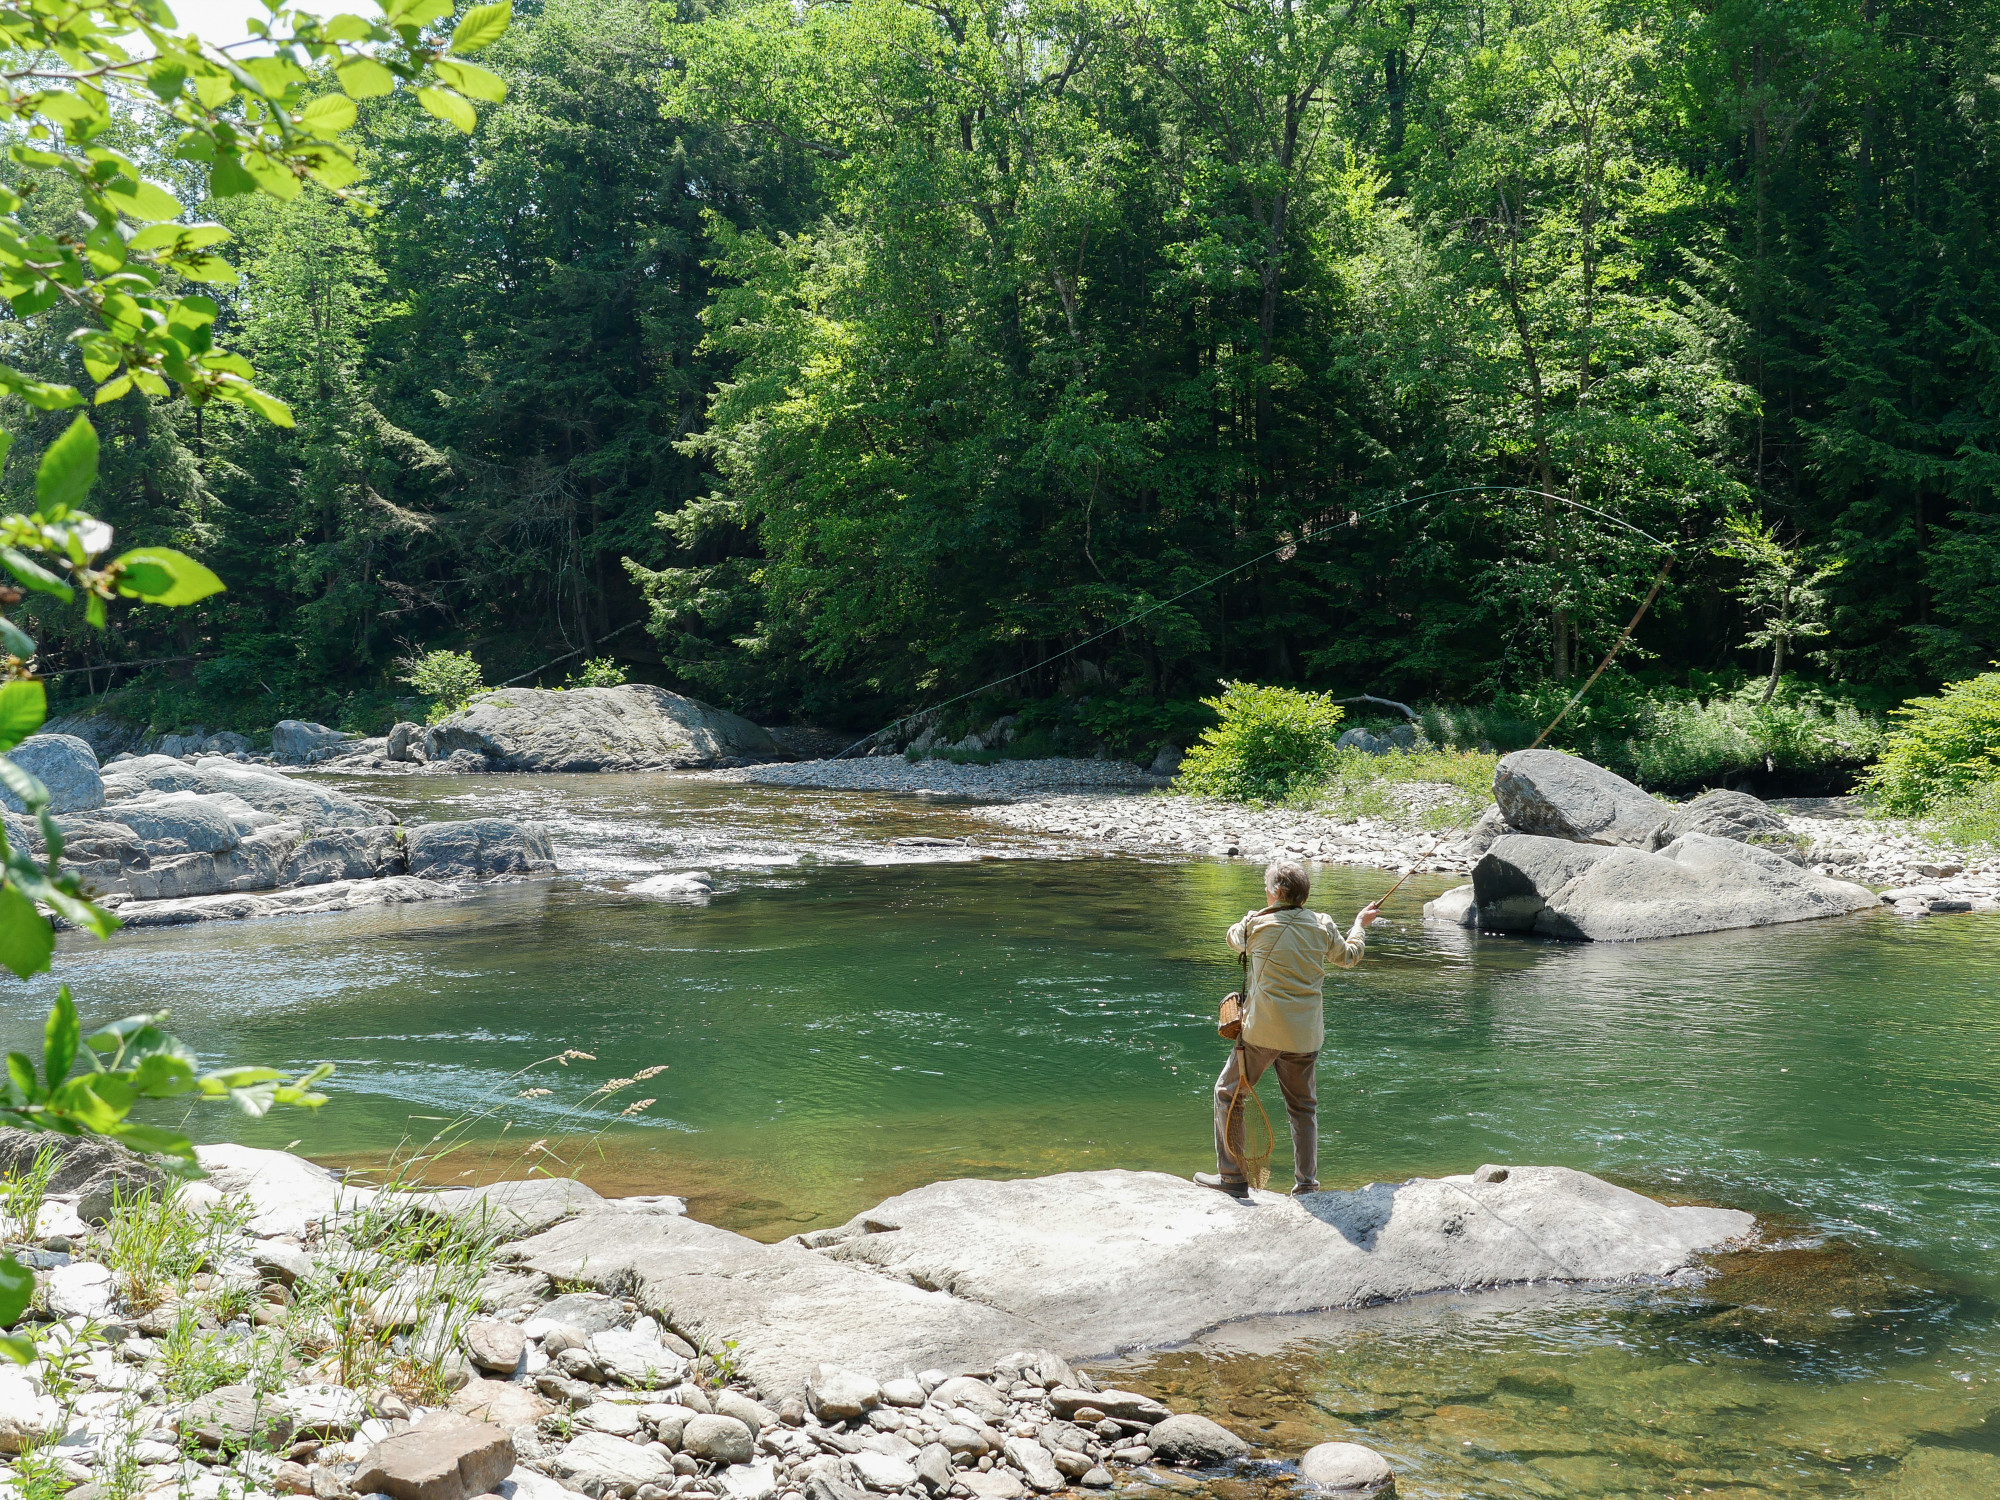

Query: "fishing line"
<box><xmin>833</xmin><ymin>485</ymin><xmax>1672</xmax><ymax>760</ymax></box>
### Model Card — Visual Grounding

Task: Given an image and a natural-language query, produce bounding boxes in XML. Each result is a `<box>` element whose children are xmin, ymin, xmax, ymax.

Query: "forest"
<box><xmin>5</xmin><ymin>0</ymin><xmax>1998</xmax><ymax>778</ymax></box>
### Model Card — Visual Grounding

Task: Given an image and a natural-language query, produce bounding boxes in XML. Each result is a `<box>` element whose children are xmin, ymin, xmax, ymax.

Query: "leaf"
<box><xmin>0</xmin><ymin>1255</ymin><xmax>31</xmax><ymax>1328</ymax></box>
<box><xmin>208</xmin><ymin>154</ymin><xmax>259</xmax><ymax>197</ymax></box>
<box><xmin>0</xmin><ymin>886</ymin><xmax>52</xmax><ymax>981</ymax></box>
<box><xmin>101</xmin><ymin>178</ymin><xmax>183</xmax><ymax>222</ymax></box>
<box><xmin>323</xmin><ymin>15</ymin><xmax>375</xmax><ymax>43</ymax></box>
<box><xmin>35</xmin><ymin>415</ymin><xmax>98</xmax><ymax>517</ymax></box>
<box><xmin>129</xmin><ymin>222</ymin><xmax>230</xmax><ymax>252</ymax></box>
<box><xmin>417</xmin><ymin>88</ymin><xmax>477</xmax><ymax>134</ymax></box>
<box><xmin>0</xmin><ymin>619</ymin><xmax>35</xmax><ymax>660</ymax></box>
<box><xmin>108</xmin><ymin>548</ymin><xmax>224</xmax><ymax>606</ymax></box>
<box><xmin>0</xmin><ymin>550</ymin><xmax>71</xmax><ymax>602</ymax></box>
<box><xmin>94</xmin><ymin>375</ymin><xmax>135</xmax><ymax>405</ymax></box>
<box><xmin>451</xmin><ymin>1</ymin><xmax>512</xmax><ymax>52</ymax></box>
<box><xmin>0</xmin><ymin>1334</ymin><xmax>32</xmax><ymax>1366</ymax></box>
<box><xmin>105</xmin><ymin>1121</ymin><xmax>194</xmax><ymax>1157</ymax></box>
<box><xmin>42</xmin><ymin>986</ymin><xmax>79</xmax><ymax>1084</ymax></box>
<box><xmin>337</xmin><ymin>58</ymin><xmax>397</xmax><ymax>99</ymax></box>
<box><xmin>0</xmin><ymin>681</ymin><xmax>47</xmax><ymax>753</ymax></box>
<box><xmin>3</xmin><ymin>1055</ymin><xmax>33</xmax><ymax>1102</ymax></box>
<box><xmin>299</xmin><ymin>94</ymin><xmax>358</xmax><ymax>134</ymax></box>
<box><xmin>0</xmin><ymin>761</ymin><xmax>46</xmax><ymax>815</ymax></box>
<box><xmin>435</xmin><ymin>60</ymin><xmax>506</xmax><ymax>103</ymax></box>
<box><xmin>213</xmin><ymin>380</ymin><xmax>295</xmax><ymax>427</ymax></box>
<box><xmin>130</xmin><ymin>1053</ymin><xmax>196</xmax><ymax>1097</ymax></box>
<box><xmin>389</xmin><ymin>0</ymin><xmax>454</xmax><ymax>24</ymax></box>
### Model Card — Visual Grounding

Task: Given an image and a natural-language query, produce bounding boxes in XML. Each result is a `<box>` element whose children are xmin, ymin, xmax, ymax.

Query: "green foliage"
<box><xmin>1922</xmin><ymin>781</ymin><xmax>2000</xmax><ymax>851</ymax></box>
<box><xmin>565</xmin><ymin>657</ymin><xmax>628</xmax><ymax>689</ymax></box>
<box><xmin>1864</xmin><ymin>670</ymin><xmax>2000</xmax><ymax>815</ymax></box>
<box><xmin>0</xmin><ymin>1143</ymin><xmax>60</xmax><ymax>1243</ymax></box>
<box><xmin>1174</xmin><ymin>683</ymin><xmax>1346</xmax><ymax>804</ymax></box>
<box><xmin>1311</xmin><ymin>745</ymin><xmax>1499</xmax><ymax>831</ymax></box>
<box><xmin>102</xmin><ymin>1182</ymin><xmax>249</xmax><ymax>1312</ymax></box>
<box><xmin>399</xmin><ymin>649</ymin><xmax>484</xmax><ymax>722</ymax></box>
<box><xmin>1712</xmin><ymin>517</ymin><xmax>1843</xmax><ymax>703</ymax></box>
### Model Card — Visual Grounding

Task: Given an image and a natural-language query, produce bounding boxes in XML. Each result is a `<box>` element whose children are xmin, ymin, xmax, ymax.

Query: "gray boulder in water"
<box><xmin>1492</xmin><ymin>749</ymin><xmax>1667</xmax><ymax>848</ymax></box>
<box><xmin>424</xmin><ymin>684</ymin><xmax>778</xmax><ymax>772</ymax></box>
<box><xmin>1465</xmin><ymin>831</ymin><xmax>1875</xmax><ymax>941</ymax></box>
<box><xmin>405</xmin><ymin>818</ymin><xmax>557</xmax><ymax>880</ymax></box>
<box><xmin>387</xmin><ymin>721</ymin><xmax>427</xmax><ymax>763</ymax></box>
<box><xmin>271</xmin><ymin>720</ymin><xmax>349</xmax><ymax>764</ymax></box>
<box><xmin>1</xmin><ymin>734</ymin><xmax>103</xmax><ymax>815</ymax></box>
<box><xmin>102</xmin><ymin>755</ymin><xmax>388</xmax><ymax>829</ymax></box>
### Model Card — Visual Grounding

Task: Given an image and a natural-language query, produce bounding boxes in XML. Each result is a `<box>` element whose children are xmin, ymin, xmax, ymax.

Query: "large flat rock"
<box><xmin>506</xmin><ymin>1166</ymin><xmax>1752</xmax><ymax>1396</ymax></box>
<box><xmin>425</xmin><ymin>685</ymin><xmax>779</xmax><ymax>772</ymax></box>
<box><xmin>1493</xmin><ymin>749</ymin><xmax>1667</xmax><ymax>848</ymax></box>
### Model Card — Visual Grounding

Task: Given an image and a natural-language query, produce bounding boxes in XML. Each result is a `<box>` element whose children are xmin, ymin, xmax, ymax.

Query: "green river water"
<box><xmin>4</xmin><ymin>772</ymin><xmax>1998</xmax><ymax>1500</ymax></box>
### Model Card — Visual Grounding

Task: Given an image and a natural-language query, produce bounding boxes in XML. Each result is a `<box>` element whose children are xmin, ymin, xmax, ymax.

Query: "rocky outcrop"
<box><xmin>511</xmin><ymin>1166</ymin><xmax>1752</xmax><ymax>1397</ymax></box>
<box><xmin>0</xmin><ymin>1127</ymin><xmax>166</xmax><ymax>1223</ymax></box>
<box><xmin>272</xmin><ymin>719</ymin><xmax>351</xmax><ymax>764</ymax></box>
<box><xmin>425</xmin><ymin>685</ymin><xmax>779</xmax><ymax>772</ymax></box>
<box><xmin>1492</xmin><ymin>749</ymin><xmax>1668</xmax><ymax>847</ymax></box>
<box><xmin>1441</xmin><ymin>831</ymin><xmax>1878</xmax><ymax>941</ymax></box>
<box><xmin>102</xmin><ymin>753</ymin><xmax>389</xmax><ymax>828</ymax></box>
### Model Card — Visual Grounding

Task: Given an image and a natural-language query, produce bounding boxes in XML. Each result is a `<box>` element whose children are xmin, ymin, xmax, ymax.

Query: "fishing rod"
<box><xmin>833</xmin><ymin>484</ymin><xmax>1673</xmax><ymax>761</ymax></box>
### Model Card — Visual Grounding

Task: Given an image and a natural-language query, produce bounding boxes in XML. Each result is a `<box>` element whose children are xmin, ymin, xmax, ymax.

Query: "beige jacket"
<box><xmin>1226</xmin><ymin>905</ymin><xmax>1366</xmax><ymax>1053</ymax></box>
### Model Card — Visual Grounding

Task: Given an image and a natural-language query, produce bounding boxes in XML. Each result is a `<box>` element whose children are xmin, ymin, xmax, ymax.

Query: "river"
<box><xmin>6</xmin><ymin>771</ymin><xmax>1998</xmax><ymax>1499</ymax></box>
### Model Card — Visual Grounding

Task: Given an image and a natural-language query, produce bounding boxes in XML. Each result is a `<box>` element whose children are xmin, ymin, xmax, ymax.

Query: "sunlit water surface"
<box><xmin>3</xmin><ymin>771</ymin><xmax>1996</xmax><ymax>1499</ymax></box>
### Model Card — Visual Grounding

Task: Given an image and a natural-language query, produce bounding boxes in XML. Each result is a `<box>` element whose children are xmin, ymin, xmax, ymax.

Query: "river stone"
<box><xmin>0</xmin><ymin>1368</ymin><xmax>60</xmax><ymax>1452</ymax></box>
<box><xmin>714</xmin><ymin>1390</ymin><xmax>775</xmax><ymax>1431</ymax></box>
<box><xmin>1146</xmin><ymin>1415</ymin><xmax>1248</xmax><ymax>1466</ymax></box>
<box><xmin>913</xmin><ymin>1444</ymin><xmax>953</xmax><ymax>1495</ymax></box>
<box><xmin>451</xmin><ymin>1381</ymin><xmax>553</xmax><ymax>1431</ymax></box>
<box><xmin>354</xmin><ymin>1418</ymin><xmax>514</xmax><ymax>1500</ymax></box>
<box><xmin>193</xmin><ymin>1142</ymin><xmax>374</xmax><ymax>1236</ymax></box>
<box><xmin>928</xmin><ymin>1377</ymin><xmax>1006</xmax><ymax>1425</ymax></box>
<box><xmin>1048</xmin><ymin>1390</ymin><xmax>1168</xmax><ymax>1425</ymax></box>
<box><xmin>1420</xmin><ymin>884</ymin><xmax>1478</xmax><ymax>929</ymax></box>
<box><xmin>682</xmin><ymin>1415</ymin><xmax>754</xmax><ymax>1465</ymax></box>
<box><xmin>1450</xmin><ymin>803</ymin><xmax>1509</xmax><ymax>862</ymax></box>
<box><xmin>808</xmin><ymin>1366</ymin><xmax>883</xmax><ymax>1421</ymax></box>
<box><xmin>277</xmin><ymin>1383</ymin><xmax>368</xmax><ymax>1439</ymax></box>
<box><xmin>252</xmin><ymin>1242</ymin><xmax>313</xmax><ymax>1285</ymax></box>
<box><xmin>849</xmin><ymin>1452</ymin><xmax>916</xmax><ymax>1492</ymax></box>
<box><xmin>993</xmin><ymin>1350</ymin><xmax>1075</xmax><ymax>1391</ymax></box>
<box><xmin>405</xmin><ymin>819</ymin><xmax>557</xmax><ymax>882</ymax></box>
<box><xmin>43</xmin><ymin>1260</ymin><xmax>116</xmax><ymax>1319</ymax></box>
<box><xmin>720</xmin><ymin>1461</ymin><xmax>780</xmax><ymax>1500</ymax></box>
<box><xmin>424</xmin><ymin>684</ymin><xmax>779</xmax><ymax>772</ymax></box>
<box><xmin>1531</xmin><ymin>832</ymin><xmax>1879</xmax><ymax>941</ymax></box>
<box><xmin>272</xmin><ymin>721</ymin><xmax>349</xmax><ymax>764</ymax></box>
<box><xmin>1002</xmin><ymin>1438</ymin><xmax>1062</xmax><ymax>1493</ymax></box>
<box><xmin>936</xmin><ymin>1425</ymin><xmax>985</xmax><ymax>1455</ymax></box>
<box><xmin>388</xmin><ymin>722</ymin><xmax>427</xmax><ymax>763</ymax></box>
<box><xmin>959</xmin><ymin>1474</ymin><xmax>1025</xmax><ymax>1500</ymax></box>
<box><xmin>464</xmin><ymin>1320</ymin><xmax>527</xmax><ymax>1374</ymax></box>
<box><xmin>1296</xmin><ymin>1442</ymin><xmax>1394</xmax><ymax>1494</ymax></box>
<box><xmin>1650</xmin><ymin>788</ymin><xmax>1807</xmax><ymax>863</ymax></box>
<box><xmin>879</xmin><ymin>1377</ymin><xmax>926</xmax><ymax>1408</ymax></box>
<box><xmin>553</xmin><ymin>1431</ymin><xmax>675</xmax><ymax>1496</ymax></box>
<box><xmin>181</xmin><ymin>1384</ymin><xmax>296</xmax><ymax>1450</ymax></box>
<box><xmin>1</xmin><ymin>734</ymin><xmax>103</xmax><ymax>815</ymax></box>
<box><xmin>577</xmin><ymin>1404</ymin><xmax>644</xmax><ymax>1438</ymax></box>
<box><xmin>1492</xmin><ymin>749</ymin><xmax>1668</xmax><ymax>848</ymax></box>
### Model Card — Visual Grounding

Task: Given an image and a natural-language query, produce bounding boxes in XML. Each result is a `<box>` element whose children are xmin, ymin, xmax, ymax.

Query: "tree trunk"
<box><xmin>1763</xmin><ymin>634</ymin><xmax>1786</xmax><ymax>704</ymax></box>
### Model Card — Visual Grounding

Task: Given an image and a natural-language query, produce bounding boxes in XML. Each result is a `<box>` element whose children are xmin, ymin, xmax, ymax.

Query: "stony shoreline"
<box><xmin>716</xmin><ymin>758</ymin><xmax>2000</xmax><ymax>910</ymax></box>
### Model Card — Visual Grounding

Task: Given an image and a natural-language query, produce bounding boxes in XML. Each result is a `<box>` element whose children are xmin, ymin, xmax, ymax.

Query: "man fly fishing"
<box><xmin>1196</xmin><ymin>860</ymin><xmax>1380</xmax><ymax>1198</ymax></box>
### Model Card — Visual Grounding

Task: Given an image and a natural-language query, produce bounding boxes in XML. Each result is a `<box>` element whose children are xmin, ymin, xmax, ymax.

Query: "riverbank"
<box><xmin>716</xmin><ymin>757</ymin><xmax>2000</xmax><ymax>900</ymax></box>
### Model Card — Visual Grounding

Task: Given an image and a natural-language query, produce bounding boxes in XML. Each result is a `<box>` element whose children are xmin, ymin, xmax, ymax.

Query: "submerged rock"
<box><xmin>406</xmin><ymin>819</ymin><xmax>557</xmax><ymax>881</ymax></box>
<box><xmin>1297</xmin><ymin>1442</ymin><xmax>1394</xmax><ymax>1494</ymax></box>
<box><xmin>1493</xmin><ymin>749</ymin><xmax>1668</xmax><ymax>848</ymax></box>
<box><xmin>424</xmin><ymin>684</ymin><xmax>779</xmax><ymax>772</ymax></box>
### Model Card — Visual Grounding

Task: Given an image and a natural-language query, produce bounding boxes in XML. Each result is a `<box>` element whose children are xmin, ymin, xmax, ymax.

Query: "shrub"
<box><xmin>1174</xmin><ymin>682</ymin><xmax>1345</xmax><ymax>803</ymax></box>
<box><xmin>1864</xmin><ymin>668</ymin><xmax>2000</xmax><ymax>814</ymax></box>
<box><xmin>1925</xmin><ymin>780</ymin><xmax>2000</xmax><ymax>848</ymax></box>
<box><xmin>1313</xmin><ymin>745</ymin><xmax>1499</xmax><ymax>830</ymax></box>
<box><xmin>398</xmin><ymin>650</ymin><xmax>485</xmax><ymax>723</ymax></box>
<box><xmin>565</xmin><ymin>657</ymin><xmax>628</xmax><ymax>689</ymax></box>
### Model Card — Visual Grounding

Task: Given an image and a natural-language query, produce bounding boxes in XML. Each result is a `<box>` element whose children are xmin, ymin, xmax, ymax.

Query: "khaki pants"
<box><xmin>1213</xmin><ymin>1044</ymin><xmax>1318</xmax><ymax>1187</ymax></box>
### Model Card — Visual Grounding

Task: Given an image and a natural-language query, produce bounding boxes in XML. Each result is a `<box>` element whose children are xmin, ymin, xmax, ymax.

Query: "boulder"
<box><xmin>589</xmin><ymin>1326</ymin><xmax>688</xmax><ymax>1387</ymax></box>
<box><xmin>42</xmin><ymin>1261</ymin><xmax>116</xmax><ymax>1319</ymax></box>
<box><xmin>42</xmin><ymin>712</ymin><xmax>144</xmax><ymax>762</ymax></box>
<box><xmin>180</xmin><ymin>1384</ymin><xmax>296</xmax><ymax>1450</ymax></box>
<box><xmin>1650</xmin><ymin>788</ymin><xmax>1808</xmax><ymax>863</ymax></box>
<box><xmin>450</xmin><ymin>1380</ymin><xmax>553</xmax><ymax>1430</ymax></box>
<box><xmin>388</xmin><ymin>722</ymin><xmax>428</xmax><ymax>763</ymax></box>
<box><xmin>993</xmin><ymin>1349</ymin><xmax>1075</xmax><ymax>1390</ymax></box>
<box><xmin>808</xmin><ymin>1366</ymin><xmax>883</xmax><ymax>1421</ymax></box>
<box><xmin>352</xmin><ymin>1417</ymin><xmax>515</xmax><ymax>1500</ymax></box>
<box><xmin>193</xmin><ymin>1143</ymin><xmax>374</xmax><ymax>1236</ymax></box>
<box><xmin>1492</xmin><ymin>749</ymin><xmax>1667</xmax><ymax>848</ymax></box>
<box><xmin>1146</xmin><ymin>1415</ymin><xmax>1247</xmax><ymax>1466</ymax></box>
<box><xmin>508</xmin><ymin>1167</ymin><xmax>1749</xmax><ymax>1401</ymax></box>
<box><xmin>1002</xmin><ymin>1438</ymin><xmax>1062</xmax><ymax>1493</ymax></box>
<box><xmin>0</xmin><ymin>1128</ymin><xmax>167</xmax><ymax>1221</ymax></box>
<box><xmin>464</xmin><ymin>1320</ymin><xmax>527</xmax><ymax>1374</ymax></box>
<box><xmin>405</xmin><ymin>819</ymin><xmax>557</xmax><ymax>881</ymax></box>
<box><xmin>1297</xmin><ymin>1442</ymin><xmax>1394</xmax><ymax>1494</ymax></box>
<box><xmin>1147</xmin><ymin>743</ymin><xmax>1183</xmax><ymax>777</ymax></box>
<box><xmin>1450</xmin><ymin>803</ymin><xmax>1509</xmax><ymax>862</ymax></box>
<box><xmin>714</xmin><ymin>1390</ymin><xmax>776</xmax><ymax>1431</ymax></box>
<box><xmin>1530</xmin><ymin>832</ymin><xmax>1879</xmax><ymax>942</ymax></box>
<box><xmin>849</xmin><ymin>1451</ymin><xmax>916</xmax><ymax>1492</ymax></box>
<box><xmin>1420</xmin><ymin>884</ymin><xmax>1478</xmax><ymax>929</ymax></box>
<box><xmin>271</xmin><ymin>721</ymin><xmax>349</xmax><ymax>765</ymax></box>
<box><xmin>1048</xmin><ymin>1390</ymin><xmax>1168</xmax><ymax>1425</ymax></box>
<box><xmin>423</xmin><ymin>684</ymin><xmax>780</xmax><ymax>772</ymax></box>
<box><xmin>102</xmin><ymin>793</ymin><xmax>242</xmax><ymax>854</ymax></box>
<box><xmin>1470</xmin><ymin>836</ymin><xmax>1617</xmax><ymax>932</ymax></box>
<box><xmin>550</xmin><ymin>1431</ymin><xmax>675</xmax><ymax>1496</ymax></box>
<box><xmin>1</xmin><ymin>734</ymin><xmax>103</xmax><ymax>814</ymax></box>
<box><xmin>927</xmin><ymin>1376</ymin><xmax>1006</xmax><ymax>1424</ymax></box>
<box><xmin>0</xmin><ymin>1368</ymin><xmax>58</xmax><ymax>1453</ymax></box>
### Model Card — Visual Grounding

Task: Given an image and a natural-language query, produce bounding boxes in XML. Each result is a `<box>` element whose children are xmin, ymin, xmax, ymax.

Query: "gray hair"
<box><xmin>1264</xmin><ymin>861</ymin><xmax>1310</xmax><ymax>906</ymax></box>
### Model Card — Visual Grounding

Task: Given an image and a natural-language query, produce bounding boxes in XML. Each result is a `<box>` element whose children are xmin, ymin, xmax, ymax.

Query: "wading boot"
<box><xmin>1290</xmin><ymin>1182</ymin><xmax>1320</xmax><ymax>1196</ymax></box>
<box><xmin>1192</xmin><ymin>1172</ymin><xmax>1249</xmax><ymax>1198</ymax></box>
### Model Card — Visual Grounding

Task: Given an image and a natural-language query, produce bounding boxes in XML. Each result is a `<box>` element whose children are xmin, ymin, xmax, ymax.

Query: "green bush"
<box><xmin>1312</xmin><ymin>744</ymin><xmax>1499</xmax><ymax>830</ymax></box>
<box><xmin>399</xmin><ymin>649</ymin><xmax>486</xmax><ymax>724</ymax></box>
<box><xmin>565</xmin><ymin>657</ymin><xmax>628</xmax><ymax>689</ymax></box>
<box><xmin>1174</xmin><ymin>682</ymin><xmax>1345</xmax><ymax>804</ymax></box>
<box><xmin>1864</xmin><ymin>668</ymin><xmax>2000</xmax><ymax>814</ymax></box>
<box><xmin>1924</xmin><ymin>780</ymin><xmax>2000</xmax><ymax>848</ymax></box>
